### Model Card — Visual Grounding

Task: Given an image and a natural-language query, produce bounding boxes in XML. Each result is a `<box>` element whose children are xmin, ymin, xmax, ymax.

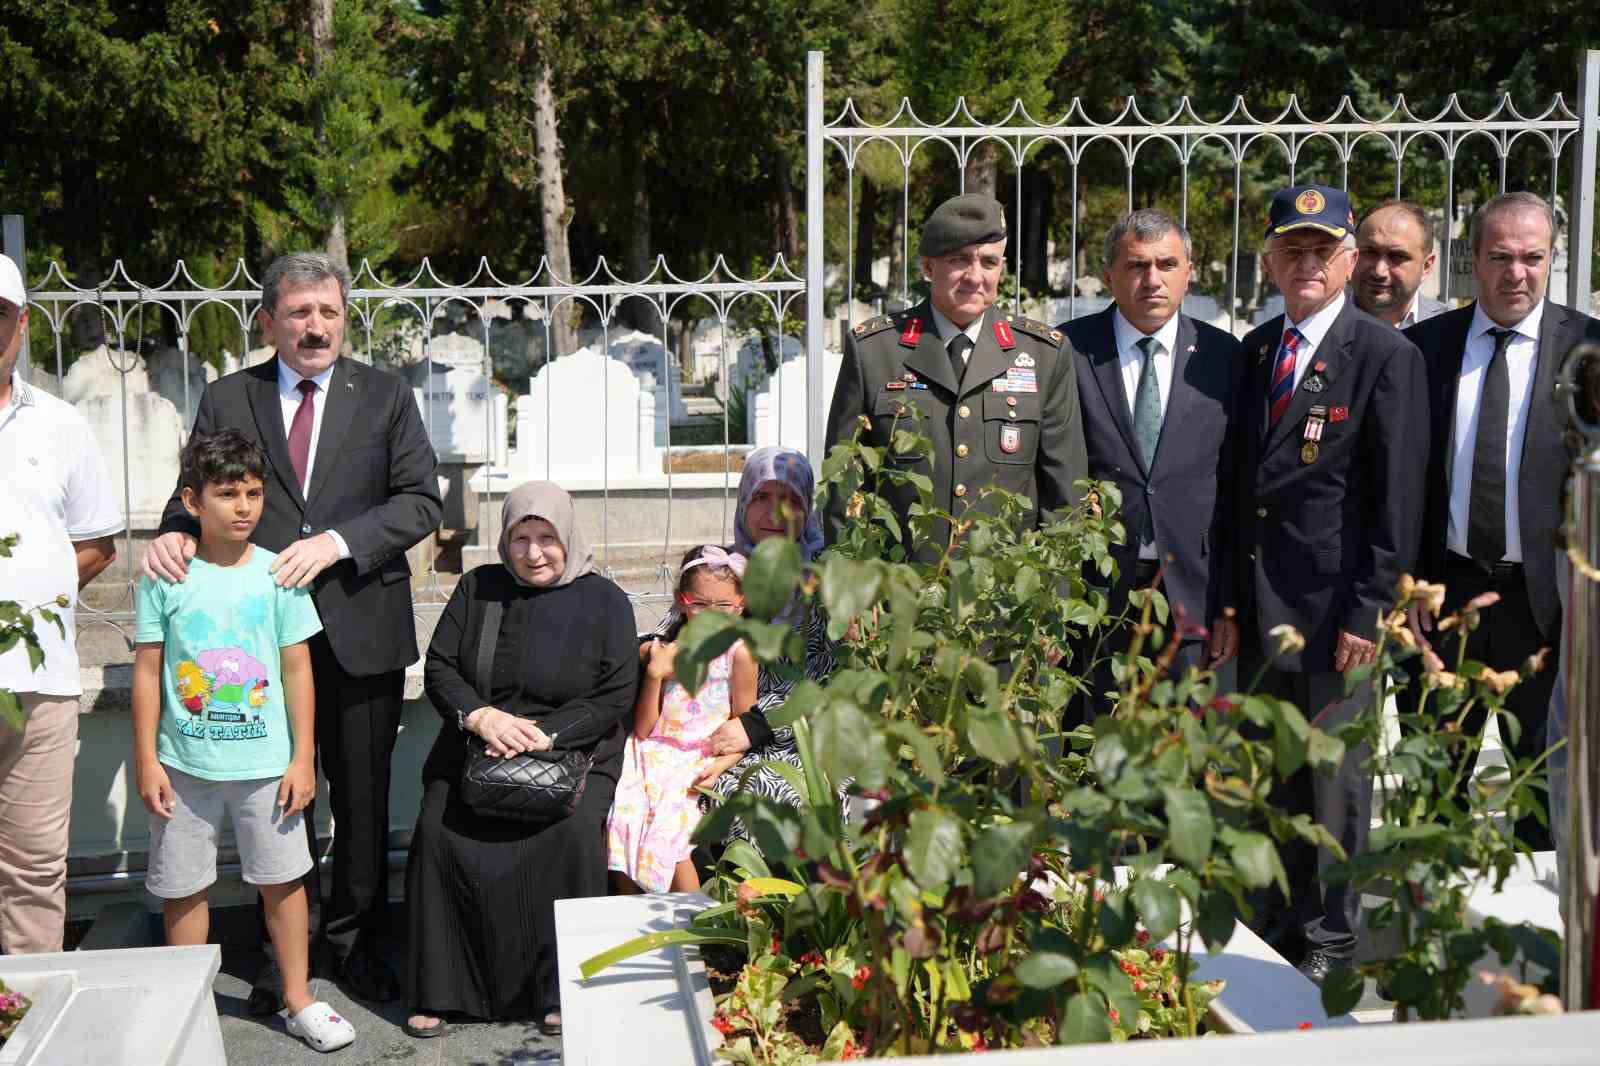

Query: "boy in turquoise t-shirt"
<box><xmin>134</xmin><ymin>430</ymin><xmax>355</xmax><ymax>1053</ymax></box>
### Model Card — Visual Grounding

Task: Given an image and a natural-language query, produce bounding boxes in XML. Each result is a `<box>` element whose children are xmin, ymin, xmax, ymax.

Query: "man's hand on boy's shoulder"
<box><xmin>143</xmin><ymin>531</ymin><xmax>198</xmax><ymax>583</ymax></box>
<box><xmin>270</xmin><ymin>533</ymin><xmax>342</xmax><ymax>589</ymax></box>
<box><xmin>277</xmin><ymin>758</ymin><xmax>317</xmax><ymax>816</ymax></box>
<box><xmin>136</xmin><ymin>760</ymin><xmax>176</xmax><ymax>819</ymax></box>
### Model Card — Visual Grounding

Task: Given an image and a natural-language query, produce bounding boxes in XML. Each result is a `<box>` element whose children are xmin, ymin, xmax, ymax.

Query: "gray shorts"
<box><xmin>146</xmin><ymin>765</ymin><xmax>313</xmax><ymax>898</ymax></box>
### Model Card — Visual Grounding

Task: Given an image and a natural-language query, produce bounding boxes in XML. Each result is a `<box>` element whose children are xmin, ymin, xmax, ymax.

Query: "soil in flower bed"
<box><xmin>702</xmin><ymin>943</ymin><xmax>744</xmax><ymax>998</ymax></box>
<box><xmin>700</xmin><ymin>943</ymin><xmax>829</xmax><ymax>1050</ymax></box>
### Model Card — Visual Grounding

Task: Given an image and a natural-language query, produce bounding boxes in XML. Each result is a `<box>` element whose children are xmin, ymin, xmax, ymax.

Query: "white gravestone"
<box><xmin>143</xmin><ymin>347</ymin><xmax>217</xmax><ymax>428</ymax></box>
<box><xmin>406</xmin><ymin>334</ymin><xmax>508</xmax><ymax>465</ymax></box>
<box><xmin>604</xmin><ymin>328</ymin><xmax>690</xmax><ymax>424</ymax></box>
<box><xmin>513</xmin><ymin>349</ymin><xmax>662</xmax><ymax>481</ymax></box>
<box><xmin>749</xmin><ymin>348</ymin><xmax>844</xmax><ymax>452</ymax></box>
<box><xmin>63</xmin><ymin>347</ymin><xmax>185</xmax><ymax>530</ymax></box>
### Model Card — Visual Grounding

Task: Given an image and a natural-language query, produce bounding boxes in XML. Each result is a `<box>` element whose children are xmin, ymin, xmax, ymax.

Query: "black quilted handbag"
<box><xmin>458</xmin><ymin>599</ymin><xmax>591</xmax><ymax>823</ymax></box>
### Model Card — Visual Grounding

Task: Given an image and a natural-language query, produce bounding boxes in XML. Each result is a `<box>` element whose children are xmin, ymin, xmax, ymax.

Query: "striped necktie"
<box><xmin>1268</xmin><ymin>327</ymin><xmax>1302</xmax><ymax>429</ymax></box>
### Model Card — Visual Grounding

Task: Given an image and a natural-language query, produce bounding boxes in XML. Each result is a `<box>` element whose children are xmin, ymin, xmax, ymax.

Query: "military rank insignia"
<box><xmin>1301</xmin><ymin>404</ymin><xmax>1327</xmax><ymax>464</ymax></box>
<box><xmin>993</xmin><ymin>320</ymin><xmax>1015</xmax><ymax>349</ymax></box>
<box><xmin>899</xmin><ymin>318</ymin><xmax>923</xmax><ymax>348</ymax></box>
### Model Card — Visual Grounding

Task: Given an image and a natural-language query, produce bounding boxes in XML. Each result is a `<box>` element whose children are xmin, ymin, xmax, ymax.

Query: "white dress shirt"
<box><xmin>1112</xmin><ymin>308</ymin><xmax>1178</xmax><ymax>423</ymax></box>
<box><xmin>1446</xmin><ymin>301</ymin><xmax>1543</xmax><ymax>561</ymax></box>
<box><xmin>1112</xmin><ymin>309</ymin><xmax>1179</xmax><ymax>561</ymax></box>
<box><xmin>1283</xmin><ymin>291</ymin><xmax>1346</xmax><ymax>389</ymax></box>
<box><xmin>930</xmin><ymin>305</ymin><xmax>986</xmax><ymax>361</ymax></box>
<box><xmin>1397</xmin><ymin>290</ymin><xmax>1423</xmax><ymax>329</ymax></box>
<box><xmin>276</xmin><ymin>359</ymin><xmax>351</xmax><ymax>559</ymax></box>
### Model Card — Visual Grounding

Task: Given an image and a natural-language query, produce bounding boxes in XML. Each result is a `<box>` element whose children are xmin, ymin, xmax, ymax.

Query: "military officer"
<box><xmin>824</xmin><ymin>193</ymin><xmax>1087</xmax><ymax>556</ymax></box>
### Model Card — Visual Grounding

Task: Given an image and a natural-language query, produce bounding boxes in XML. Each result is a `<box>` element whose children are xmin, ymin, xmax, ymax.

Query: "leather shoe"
<box><xmin>334</xmin><ymin>945</ymin><xmax>400</xmax><ymax>1003</ymax></box>
<box><xmin>247</xmin><ymin>958</ymin><xmax>285</xmax><ymax>1017</ymax></box>
<box><xmin>1296</xmin><ymin>949</ymin><xmax>1348</xmax><ymax>987</ymax></box>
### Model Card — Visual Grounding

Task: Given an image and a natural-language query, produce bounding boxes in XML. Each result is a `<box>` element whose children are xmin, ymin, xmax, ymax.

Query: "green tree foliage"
<box><xmin>250</xmin><ymin>0</ymin><xmax>421</xmax><ymax>269</ymax></box>
<box><xmin>0</xmin><ymin>1</ymin><xmax>1592</xmax><ymax>302</ymax></box>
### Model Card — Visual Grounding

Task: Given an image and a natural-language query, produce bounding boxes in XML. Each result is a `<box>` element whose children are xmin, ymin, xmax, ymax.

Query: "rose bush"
<box><xmin>585</xmin><ymin>421</ymin><xmax>1353</xmax><ymax>1059</ymax></box>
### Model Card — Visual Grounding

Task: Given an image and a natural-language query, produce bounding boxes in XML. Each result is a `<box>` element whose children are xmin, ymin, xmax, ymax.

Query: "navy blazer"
<box><xmin>1235</xmin><ymin>300</ymin><xmax>1429</xmax><ymax>672</ymax></box>
<box><xmin>1062</xmin><ymin>306</ymin><xmax>1245</xmax><ymax>631</ymax></box>
<box><xmin>1406</xmin><ymin>300</ymin><xmax>1600</xmax><ymax>639</ymax></box>
<box><xmin>158</xmin><ymin>355</ymin><xmax>442</xmax><ymax>676</ymax></box>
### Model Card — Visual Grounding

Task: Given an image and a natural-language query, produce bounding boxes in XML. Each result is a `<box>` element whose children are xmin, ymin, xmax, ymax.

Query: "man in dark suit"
<box><xmin>1405</xmin><ymin>191</ymin><xmax>1600</xmax><ymax>849</ymax></box>
<box><xmin>143</xmin><ymin>253</ymin><xmax>441</xmax><ymax>1008</ymax></box>
<box><xmin>1236</xmin><ymin>185</ymin><xmax>1429</xmax><ymax>983</ymax></box>
<box><xmin>1059</xmin><ymin>209</ymin><xmax>1244</xmax><ymax>708</ymax></box>
<box><xmin>1352</xmin><ymin>200</ymin><xmax>1447</xmax><ymax>328</ymax></box>
<box><xmin>825</xmin><ymin>194</ymin><xmax>1086</xmax><ymax>556</ymax></box>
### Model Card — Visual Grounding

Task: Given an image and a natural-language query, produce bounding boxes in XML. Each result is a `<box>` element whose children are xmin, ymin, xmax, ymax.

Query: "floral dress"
<box><xmin>606</xmin><ymin>643</ymin><xmax>737</xmax><ymax>891</ymax></box>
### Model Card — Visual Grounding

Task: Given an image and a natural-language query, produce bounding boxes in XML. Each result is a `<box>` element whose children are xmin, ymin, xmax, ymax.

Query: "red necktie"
<box><xmin>287</xmin><ymin>379</ymin><xmax>317</xmax><ymax>489</ymax></box>
<box><xmin>1268</xmin><ymin>328</ymin><xmax>1301</xmax><ymax>429</ymax></box>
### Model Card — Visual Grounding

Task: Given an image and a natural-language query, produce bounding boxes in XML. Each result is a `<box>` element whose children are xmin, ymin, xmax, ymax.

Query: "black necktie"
<box><xmin>948</xmin><ymin>333</ymin><xmax>973</xmax><ymax>382</ymax></box>
<box><xmin>1467</xmin><ymin>328</ymin><xmax>1515</xmax><ymax>566</ymax></box>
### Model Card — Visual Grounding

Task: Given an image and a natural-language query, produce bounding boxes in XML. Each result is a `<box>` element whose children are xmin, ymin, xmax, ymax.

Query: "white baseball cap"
<box><xmin>0</xmin><ymin>254</ymin><xmax>24</xmax><ymax>310</ymax></box>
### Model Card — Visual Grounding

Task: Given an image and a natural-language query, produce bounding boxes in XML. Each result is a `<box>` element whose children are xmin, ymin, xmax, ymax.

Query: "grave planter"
<box><xmin>557</xmin><ymin>891</ymin><xmax>1353</xmax><ymax>1066</ymax></box>
<box><xmin>0</xmin><ymin>945</ymin><xmax>225</xmax><ymax>1066</ymax></box>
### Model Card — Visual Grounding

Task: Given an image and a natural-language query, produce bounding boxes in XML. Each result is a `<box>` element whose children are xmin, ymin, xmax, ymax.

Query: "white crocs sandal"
<box><xmin>287</xmin><ymin>1000</ymin><xmax>356</xmax><ymax>1053</ymax></box>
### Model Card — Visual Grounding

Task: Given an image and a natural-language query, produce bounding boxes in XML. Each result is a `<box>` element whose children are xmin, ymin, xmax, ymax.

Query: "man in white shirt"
<box><xmin>1352</xmin><ymin>200</ymin><xmax>1446</xmax><ymax>328</ymax></box>
<box><xmin>1405</xmin><ymin>191</ymin><xmax>1600</xmax><ymax>850</ymax></box>
<box><xmin>1236</xmin><ymin>185</ymin><xmax>1429</xmax><ymax>984</ymax></box>
<box><xmin>0</xmin><ymin>253</ymin><xmax>123</xmax><ymax>953</ymax></box>
<box><xmin>1060</xmin><ymin>209</ymin><xmax>1245</xmax><ymax>714</ymax></box>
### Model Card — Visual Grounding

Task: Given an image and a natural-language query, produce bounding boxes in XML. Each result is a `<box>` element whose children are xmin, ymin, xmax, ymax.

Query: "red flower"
<box><xmin>1135</xmin><ymin>930</ymin><xmax>1151</xmax><ymax>944</ymax></box>
<box><xmin>1298</xmin><ymin>1021</ymin><xmax>1313</xmax><ymax>1031</ymax></box>
<box><xmin>851</xmin><ymin>965</ymin><xmax>873</xmax><ymax>990</ymax></box>
<box><xmin>1108</xmin><ymin>1008</ymin><xmax>1121</xmax><ymax>1025</ymax></box>
<box><xmin>971</xmin><ymin>1031</ymin><xmax>988</xmax><ymax>1052</ymax></box>
<box><xmin>800</xmin><ymin>951</ymin><xmax>824</xmax><ymax>968</ymax></box>
<box><xmin>840</xmin><ymin>1040</ymin><xmax>865</xmax><ymax>1060</ymax></box>
<box><xmin>1119</xmin><ymin>959</ymin><xmax>1140</xmax><ymax>977</ymax></box>
<box><xmin>1133</xmin><ymin>979</ymin><xmax>1146</xmax><ymax>992</ymax></box>
<box><xmin>1151</xmin><ymin>948</ymin><xmax>1166</xmax><ymax>963</ymax></box>
<box><xmin>711</xmin><ymin>1014</ymin><xmax>736</xmax><ymax>1036</ymax></box>
<box><xmin>770</xmin><ymin>937</ymin><xmax>783</xmax><ymax>956</ymax></box>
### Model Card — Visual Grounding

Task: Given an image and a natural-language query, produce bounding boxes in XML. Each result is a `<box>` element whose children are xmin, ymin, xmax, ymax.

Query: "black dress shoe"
<box><xmin>248</xmin><ymin>958</ymin><xmax>285</xmax><ymax>1016</ymax></box>
<box><xmin>335</xmin><ymin>945</ymin><xmax>401</xmax><ymax>1003</ymax></box>
<box><xmin>1297</xmin><ymin>949</ymin><xmax>1347</xmax><ymax>987</ymax></box>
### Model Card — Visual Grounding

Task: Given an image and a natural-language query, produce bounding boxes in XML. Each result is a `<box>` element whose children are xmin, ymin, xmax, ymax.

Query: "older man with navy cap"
<box><xmin>1234</xmin><ymin>184</ymin><xmax>1429</xmax><ymax>984</ymax></box>
<box><xmin>824</xmin><ymin>193</ymin><xmax>1087</xmax><ymax>557</ymax></box>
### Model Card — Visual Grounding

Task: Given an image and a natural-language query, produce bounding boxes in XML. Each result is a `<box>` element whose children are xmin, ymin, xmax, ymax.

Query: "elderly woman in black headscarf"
<box><xmin>404</xmin><ymin>482</ymin><xmax>638</xmax><ymax>1040</ymax></box>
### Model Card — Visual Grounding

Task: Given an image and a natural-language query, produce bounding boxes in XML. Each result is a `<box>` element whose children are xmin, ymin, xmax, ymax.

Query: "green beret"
<box><xmin>918</xmin><ymin>194</ymin><xmax>1007</xmax><ymax>257</ymax></box>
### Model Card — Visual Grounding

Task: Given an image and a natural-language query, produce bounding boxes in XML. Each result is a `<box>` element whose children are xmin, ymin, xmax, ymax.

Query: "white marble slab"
<box><xmin>556</xmin><ymin>891</ymin><xmax>719</xmax><ymax>1066</ymax></box>
<box><xmin>0</xmin><ymin>945</ymin><xmax>224</xmax><ymax>1066</ymax></box>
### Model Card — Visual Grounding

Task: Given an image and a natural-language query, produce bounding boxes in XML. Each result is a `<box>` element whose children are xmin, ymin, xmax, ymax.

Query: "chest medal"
<box><xmin>1300</xmin><ymin>405</ymin><xmax>1327</xmax><ymax>465</ymax></box>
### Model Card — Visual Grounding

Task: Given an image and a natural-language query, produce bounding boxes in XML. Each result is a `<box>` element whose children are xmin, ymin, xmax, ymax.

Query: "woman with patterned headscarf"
<box><xmin>653</xmin><ymin>446</ymin><xmax>836</xmax><ymax>842</ymax></box>
<box><xmin>404</xmin><ymin>482</ymin><xmax>638</xmax><ymax>1040</ymax></box>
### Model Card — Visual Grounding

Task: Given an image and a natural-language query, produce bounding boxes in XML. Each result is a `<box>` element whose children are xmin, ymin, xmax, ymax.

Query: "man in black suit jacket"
<box><xmin>1405</xmin><ymin>191</ymin><xmax>1600</xmax><ymax>849</ymax></box>
<box><xmin>1060</xmin><ymin>209</ymin><xmax>1244</xmax><ymax>710</ymax></box>
<box><xmin>1237</xmin><ymin>186</ymin><xmax>1429</xmax><ymax>983</ymax></box>
<box><xmin>144</xmin><ymin>253</ymin><xmax>441</xmax><ymax>1007</ymax></box>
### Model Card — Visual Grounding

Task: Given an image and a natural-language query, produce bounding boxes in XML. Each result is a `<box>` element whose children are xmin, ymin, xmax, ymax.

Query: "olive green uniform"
<box><xmin>824</xmin><ymin>300</ymin><xmax>1088</xmax><ymax>556</ymax></box>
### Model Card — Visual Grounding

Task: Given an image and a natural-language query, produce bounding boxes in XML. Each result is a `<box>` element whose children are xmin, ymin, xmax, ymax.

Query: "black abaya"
<box><xmin>405</xmin><ymin>565</ymin><xmax>638</xmax><ymax>1018</ymax></box>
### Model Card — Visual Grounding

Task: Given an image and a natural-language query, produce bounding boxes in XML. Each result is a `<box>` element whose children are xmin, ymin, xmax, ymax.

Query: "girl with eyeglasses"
<box><xmin>607</xmin><ymin>545</ymin><xmax>757</xmax><ymax>893</ymax></box>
